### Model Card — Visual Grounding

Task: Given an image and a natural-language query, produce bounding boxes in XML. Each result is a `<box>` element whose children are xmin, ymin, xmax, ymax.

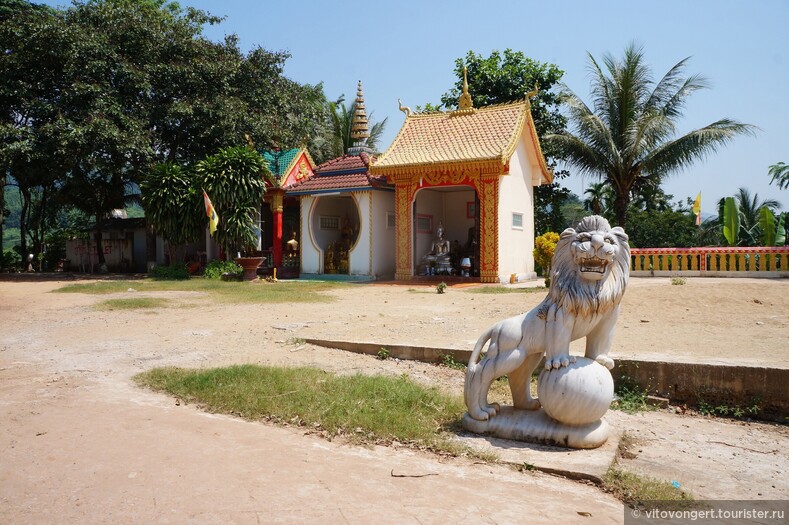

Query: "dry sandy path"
<box><xmin>1</xmin><ymin>276</ymin><xmax>787</xmax><ymax>523</ymax></box>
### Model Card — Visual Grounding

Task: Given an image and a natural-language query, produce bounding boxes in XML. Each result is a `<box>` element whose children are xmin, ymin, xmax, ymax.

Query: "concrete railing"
<box><xmin>630</xmin><ymin>246</ymin><xmax>789</xmax><ymax>277</ymax></box>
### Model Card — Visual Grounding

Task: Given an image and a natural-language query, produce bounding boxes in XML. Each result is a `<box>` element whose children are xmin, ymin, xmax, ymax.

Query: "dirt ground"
<box><xmin>1</xmin><ymin>276</ymin><xmax>787</xmax><ymax>524</ymax></box>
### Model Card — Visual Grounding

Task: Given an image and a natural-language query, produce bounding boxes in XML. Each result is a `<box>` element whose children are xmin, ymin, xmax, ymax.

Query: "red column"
<box><xmin>273</xmin><ymin>210</ymin><xmax>283</xmax><ymax>267</ymax></box>
<box><xmin>271</xmin><ymin>190</ymin><xmax>284</xmax><ymax>268</ymax></box>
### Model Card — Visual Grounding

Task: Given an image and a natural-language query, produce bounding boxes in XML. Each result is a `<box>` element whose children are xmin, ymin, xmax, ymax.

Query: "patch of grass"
<box><xmin>670</xmin><ymin>277</ymin><xmax>687</xmax><ymax>286</ymax></box>
<box><xmin>95</xmin><ymin>297</ymin><xmax>170</xmax><ymax>310</ymax></box>
<box><xmin>54</xmin><ymin>279</ymin><xmax>347</xmax><ymax>304</ymax></box>
<box><xmin>696</xmin><ymin>396</ymin><xmax>761</xmax><ymax>419</ymax></box>
<box><xmin>603</xmin><ymin>468</ymin><xmax>694</xmax><ymax>508</ymax></box>
<box><xmin>612</xmin><ymin>375</ymin><xmax>654</xmax><ymax>414</ymax></box>
<box><xmin>377</xmin><ymin>348</ymin><xmax>391</xmax><ymax>360</ymax></box>
<box><xmin>436</xmin><ymin>282</ymin><xmax>447</xmax><ymax>294</ymax></box>
<box><xmin>440</xmin><ymin>353</ymin><xmax>466</xmax><ymax>370</ymax></box>
<box><xmin>134</xmin><ymin>364</ymin><xmax>469</xmax><ymax>453</ymax></box>
<box><xmin>466</xmin><ymin>286</ymin><xmax>544</xmax><ymax>295</ymax></box>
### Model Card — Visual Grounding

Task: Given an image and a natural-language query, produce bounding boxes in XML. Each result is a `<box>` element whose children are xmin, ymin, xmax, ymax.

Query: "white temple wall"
<box><xmin>498</xmin><ymin>141</ymin><xmax>536</xmax><ymax>281</ymax></box>
<box><xmin>371</xmin><ymin>191</ymin><xmax>396</xmax><ymax>278</ymax></box>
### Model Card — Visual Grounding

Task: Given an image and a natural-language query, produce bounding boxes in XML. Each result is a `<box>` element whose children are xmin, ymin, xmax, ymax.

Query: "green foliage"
<box><xmin>202</xmin><ymin>259</ymin><xmax>242</xmax><ymax>280</ymax></box>
<box><xmin>0</xmin><ymin>0</ymin><xmax>335</xmax><ymax>266</ymax></box>
<box><xmin>612</xmin><ymin>376</ymin><xmax>653</xmax><ymax>414</ymax></box>
<box><xmin>671</xmin><ymin>277</ymin><xmax>687</xmax><ymax>285</ymax></box>
<box><xmin>140</xmin><ymin>163</ymin><xmax>203</xmax><ymax>257</ymax></box>
<box><xmin>626</xmin><ymin>209</ymin><xmax>698</xmax><ymax>248</ymax></box>
<box><xmin>328</xmin><ymin>97</ymin><xmax>387</xmax><ymax>156</ymax></box>
<box><xmin>546</xmin><ymin>43</ymin><xmax>756</xmax><ymax>228</ymax></box>
<box><xmin>722</xmin><ymin>197</ymin><xmax>740</xmax><ymax>246</ymax></box>
<box><xmin>768</xmin><ymin>162</ymin><xmax>789</xmax><ymax>190</ymax></box>
<box><xmin>436</xmin><ymin>281</ymin><xmax>447</xmax><ymax>294</ymax></box>
<box><xmin>440</xmin><ymin>49</ymin><xmax>566</xmax><ymax>152</ymax></box>
<box><xmin>696</xmin><ymin>395</ymin><xmax>761</xmax><ymax>419</ymax></box>
<box><xmin>604</xmin><ymin>468</ymin><xmax>694</xmax><ymax>506</ymax></box>
<box><xmin>194</xmin><ymin>146</ymin><xmax>271</xmax><ymax>257</ymax></box>
<box><xmin>759</xmin><ymin>206</ymin><xmax>776</xmax><ymax>247</ymax></box>
<box><xmin>377</xmin><ymin>348</ymin><xmax>390</xmax><ymax>360</ymax></box>
<box><xmin>440</xmin><ymin>353</ymin><xmax>466</xmax><ymax>371</ymax></box>
<box><xmin>150</xmin><ymin>263</ymin><xmax>190</xmax><ymax>280</ymax></box>
<box><xmin>135</xmin><ymin>364</ymin><xmax>467</xmax><ymax>450</ymax></box>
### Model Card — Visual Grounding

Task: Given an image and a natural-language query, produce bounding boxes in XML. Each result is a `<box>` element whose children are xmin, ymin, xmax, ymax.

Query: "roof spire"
<box><xmin>350</xmin><ymin>80</ymin><xmax>370</xmax><ymax>145</ymax></box>
<box><xmin>453</xmin><ymin>67</ymin><xmax>476</xmax><ymax>116</ymax></box>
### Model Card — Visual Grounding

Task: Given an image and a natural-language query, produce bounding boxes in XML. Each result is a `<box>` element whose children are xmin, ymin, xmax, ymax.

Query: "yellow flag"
<box><xmin>692</xmin><ymin>192</ymin><xmax>701</xmax><ymax>225</ymax></box>
<box><xmin>203</xmin><ymin>190</ymin><xmax>219</xmax><ymax>235</ymax></box>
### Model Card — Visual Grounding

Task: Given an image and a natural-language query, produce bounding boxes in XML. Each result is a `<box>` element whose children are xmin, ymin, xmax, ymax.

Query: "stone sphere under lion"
<box><xmin>537</xmin><ymin>357</ymin><xmax>614</xmax><ymax>426</ymax></box>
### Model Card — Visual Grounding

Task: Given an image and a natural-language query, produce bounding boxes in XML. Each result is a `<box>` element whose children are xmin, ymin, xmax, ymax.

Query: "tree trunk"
<box><xmin>614</xmin><ymin>193</ymin><xmax>629</xmax><ymax>229</ymax></box>
<box><xmin>94</xmin><ymin>214</ymin><xmax>107</xmax><ymax>272</ymax></box>
<box><xmin>19</xmin><ymin>186</ymin><xmax>29</xmax><ymax>270</ymax></box>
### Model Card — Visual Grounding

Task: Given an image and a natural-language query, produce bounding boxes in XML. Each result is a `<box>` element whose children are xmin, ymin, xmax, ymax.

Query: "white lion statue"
<box><xmin>464</xmin><ymin>215</ymin><xmax>630</xmax><ymax>421</ymax></box>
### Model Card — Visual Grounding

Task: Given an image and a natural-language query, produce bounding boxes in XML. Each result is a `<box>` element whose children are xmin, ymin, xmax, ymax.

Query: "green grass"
<box><xmin>612</xmin><ymin>376</ymin><xmax>655</xmax><ymax>414</ymax></box>
<box><xmin>135</xmin><ymin>365</ymin><xmax>470</xmax><ymax>453</ymax></box>
<box><xmin>466</xmin><ymin>286</ymin><xmax>545</xmax><ymax>295</ymax></box>
<box><xmin>604</xmin><ymin>468</ymin><xmax>694</xmax><ymax>508</ymax></box>
<box><xmin>54</xmin><ymin>279</ymin><xmax>347</xmax><ymax>304</ymax></box>
<box><xmin>95</xmin><ymin>297</ymin><xmax>170</xmax><ymax>310</ymax></box>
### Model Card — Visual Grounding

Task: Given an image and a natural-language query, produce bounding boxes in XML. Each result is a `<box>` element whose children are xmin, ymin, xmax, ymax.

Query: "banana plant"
<box><xmin>722</xmin><ymin>197</ymin><xmax>740</xmax><ymax>246</ymax></box>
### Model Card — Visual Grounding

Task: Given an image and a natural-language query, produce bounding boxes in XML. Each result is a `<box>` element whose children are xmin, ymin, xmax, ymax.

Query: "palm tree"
<box><xmin>546</xmin><ymin>43</ymin><xmax>756</xmax><ymax>228</ymax></box>
<box><xmin>769</xmin><ymin>162</ymin><xmax>789</xmax><ymax>190</ymax></box>
<box><xmin>734</xmin><ymin>187</ymin><xmax>781</xmax><ymax>242</ymax></box>
<box><xmin>583</xmin><ymin>182</ymin><xmax>608</xmax><ymax>215</ymax></box>
<box><xmin>328</xmin><ymin>98</ymin><xmax>387</xmax><ymax>158</ymax></box>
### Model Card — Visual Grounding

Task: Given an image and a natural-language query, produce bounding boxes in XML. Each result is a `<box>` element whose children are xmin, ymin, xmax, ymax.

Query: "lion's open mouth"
<box><xmin>579</xmin><ymin>257</ymin><xmax>607</xmax><ymax>274</ymax></box>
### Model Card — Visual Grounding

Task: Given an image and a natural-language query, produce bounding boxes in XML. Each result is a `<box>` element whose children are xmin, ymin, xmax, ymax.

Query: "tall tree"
<box><xmin>546</xmin><ymin>43</ymin><xmax>756</xmax><ymax>228</ymax></box>
<box><xmin>769</xmin><ymin>162</ymin><xmax>789</xmax><ymax>190</ymax></box>
<box><xmin>438</xmin><ymin>49</ymin><xmax>570</xmax><ymax>234</ymax></box>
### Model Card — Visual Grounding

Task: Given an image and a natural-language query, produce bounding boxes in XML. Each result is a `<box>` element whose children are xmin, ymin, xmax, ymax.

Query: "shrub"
<box><xmin>150</xmin><ymin>263</ymin><xmax>190</xmax><ymax>280</ymax></box>
<box><xmin>203</xmin><ymin>260</ymin><xmax>242</xmax><ymax>280</ymax></box>
<box><xmin>533</xmin><ymin>231</ymin><xmax>560</xmax><ymax>286</ymax></box>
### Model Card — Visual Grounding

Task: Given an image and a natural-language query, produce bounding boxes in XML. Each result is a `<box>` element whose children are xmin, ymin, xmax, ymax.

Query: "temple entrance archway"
<box><xmin>309</xmin><ymin>195</ymin><xmax>360</xmax><ymax>274</ymax></box>
<box><xmin>413</xmin><ymin>185</ymin><xmax>479</xmax><ymax>277</ymax></box>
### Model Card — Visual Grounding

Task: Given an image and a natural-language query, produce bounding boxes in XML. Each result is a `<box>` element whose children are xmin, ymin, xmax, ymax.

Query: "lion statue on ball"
<box><xmin>464</xmin><ymin>215</ymin><xmax>630</xmax><ymax>421</ymax></box>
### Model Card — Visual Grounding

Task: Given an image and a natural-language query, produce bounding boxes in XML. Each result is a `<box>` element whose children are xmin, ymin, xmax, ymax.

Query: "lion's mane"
<box><xmin>547</xmin><ymin>216</ymin><xmax>630</xmax><ymax>319</ymax></box>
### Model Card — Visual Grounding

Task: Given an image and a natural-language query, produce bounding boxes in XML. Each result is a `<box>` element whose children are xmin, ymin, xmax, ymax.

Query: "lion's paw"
<box><xmin>595</xmin><ymin>355</ymin><xmax>615</xmax><ymax>370</ymax></box>
<box><xmin>545</xmin><ymin>356</ymin><xmax>573</xmax><ymax>369</ymax></box>
<box><xmin>483</xmin><ymin>402</ymin><xmax>501</xmax><ymax>418</ymax></box>
<box><xmin>522</xmin><ymin>398</ymin><xmax>541</xmax><ymax>410</ymax></box>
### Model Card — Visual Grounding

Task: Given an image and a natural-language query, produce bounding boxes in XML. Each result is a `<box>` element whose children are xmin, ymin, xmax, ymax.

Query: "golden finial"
<box><xmin>350</xmin><ymin>80</ymin><xmax>370</xmax><ymax>144</ymax></box>
<box><xmin>458</xmin><ymin>66</ymin><xmax>473</xmax><ymax>111</ymax></box>
<box><xmin>526</xmin><ymin>81</ymin><xmax>539</xmax><ymax>99</ymax></box>
<box><xmin>398</xmin><ymin>98</ymin><xmax>412</xmax><ymax>117</ymax></box>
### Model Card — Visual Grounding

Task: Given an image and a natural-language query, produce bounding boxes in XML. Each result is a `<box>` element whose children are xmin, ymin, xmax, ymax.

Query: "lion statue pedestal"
<box><xmin>461</xmin><ymin>216</ymin><xmax>629</xmax><ymax>450</ymax></box>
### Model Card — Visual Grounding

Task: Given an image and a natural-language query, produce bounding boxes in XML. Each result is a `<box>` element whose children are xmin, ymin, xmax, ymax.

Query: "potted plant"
<box><xmin>194</xmin><ymin>146</ymin><xmax>272</xmax><ymax>280</ymax></box>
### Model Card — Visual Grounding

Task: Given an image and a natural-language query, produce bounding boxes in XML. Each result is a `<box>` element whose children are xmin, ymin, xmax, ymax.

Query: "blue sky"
<box><xmin>42</xmin><ymin>0</ymin><xmax>789</xmax><ymax>211</ymax></box>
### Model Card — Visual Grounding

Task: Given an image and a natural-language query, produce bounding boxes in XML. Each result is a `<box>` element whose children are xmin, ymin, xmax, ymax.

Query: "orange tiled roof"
<box><xmin>370</xmin><ymin>100</ymin><xmax>551</xmax><ymax>183</ymax></box>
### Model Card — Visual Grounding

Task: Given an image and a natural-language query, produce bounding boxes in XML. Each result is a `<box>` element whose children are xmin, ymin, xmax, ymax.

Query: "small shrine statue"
<box><xmin>286</xmin><ymin>231</ymin><xmax>299</xmax><ymax>253</ymax></box>
<box><xmin>422</xmin><ymin>222</ymin><xmax>451</xmax><ymax>273</ymax></box>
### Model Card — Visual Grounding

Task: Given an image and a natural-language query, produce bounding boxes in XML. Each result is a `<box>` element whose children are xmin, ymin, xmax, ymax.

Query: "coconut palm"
<box><xmin>546</xmin><ymin>43</ymin><xmax>756</xmax><ymax>228</ymax></box>
<box><xmin>769</xmin><ymin>162</ymin><xmax>789</xmax><ymax>190</ymax></box>
<box><xmin>734</xmin><ymin>187</ymin><xmax>781</xmax><ymax>237</ymax></box>
<box><xmin>328</xmin><ymin>97</ymin><xmax>387</xmax><ymax>157</ymax></box>
<box><xmin>583</xmin><ymin>182</ymin><xmax>608</xmax><ymax>215</ymax></box>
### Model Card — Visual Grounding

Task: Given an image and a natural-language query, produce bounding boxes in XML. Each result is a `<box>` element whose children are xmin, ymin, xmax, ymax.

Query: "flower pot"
<box><xmin>235</xmin><ymin>257</ymin><xmax>263</xmax><ymax>281</ymax></box>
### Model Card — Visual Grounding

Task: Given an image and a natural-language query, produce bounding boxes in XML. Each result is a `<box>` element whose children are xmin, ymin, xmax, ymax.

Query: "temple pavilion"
<box><xmin>286</xmin><ymin>81</ymin><xmax>396</xmax><ymax>279</ymax></box>
<box><xmin>369</xmin><ymin>70</ymin><xmax>553</xmax><ymax>283</ymax></box>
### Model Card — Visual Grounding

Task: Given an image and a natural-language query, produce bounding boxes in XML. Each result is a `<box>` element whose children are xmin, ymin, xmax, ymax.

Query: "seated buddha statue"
<box><xmin>422</xmin><ymin>222</ymin><xmax>451</xmax><ymax>274</ymax></box>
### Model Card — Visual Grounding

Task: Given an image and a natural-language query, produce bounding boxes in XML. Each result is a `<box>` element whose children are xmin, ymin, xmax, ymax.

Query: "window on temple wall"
<box><xmin>320</xmin><ymin>215</ymin><xmax>339</xmax><ymax>231</ymax></box>
<box><xmin>512</xmin><ymin>212</ymin><xmax>524</xmax><ymax>230</ymax></box>
<box><xmin>416</xmin><ymin>214</ymin><xmax>433</xmax><ymax>234</ymax></box>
